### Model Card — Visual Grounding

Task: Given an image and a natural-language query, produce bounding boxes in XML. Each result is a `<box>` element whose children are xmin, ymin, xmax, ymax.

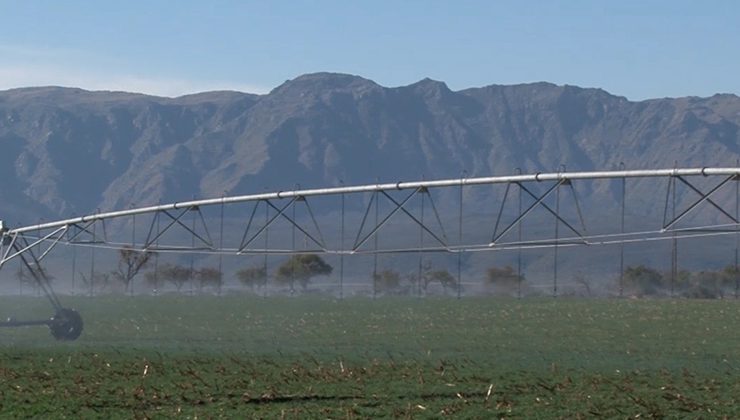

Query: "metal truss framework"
<box><xmin>0</xmin><ymin>166</ymin><xmax>739</xmax><ymax>339</ymax></box>
<box><xmin>0</xmin><ymin>167</ymin><xmax>739</xmax><ymax>296</ymax></box>
<box><xmin>1</xmin><ymin>167</ymin><xmax>739</xmax><ymax>261</ymax></box>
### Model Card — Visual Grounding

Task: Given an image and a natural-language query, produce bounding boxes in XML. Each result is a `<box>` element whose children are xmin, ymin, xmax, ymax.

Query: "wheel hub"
<box><xmin>49</xmin><ymin>308</ymin><xmax>83</xmax><ymax>341</ymax></box>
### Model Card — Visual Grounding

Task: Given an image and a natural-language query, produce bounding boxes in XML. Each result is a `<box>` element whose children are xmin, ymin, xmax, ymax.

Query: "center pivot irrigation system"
<box><xmin>0</xmin><ymin>167</ymin><xmax>739</xmax><ymax>340</ymax></box>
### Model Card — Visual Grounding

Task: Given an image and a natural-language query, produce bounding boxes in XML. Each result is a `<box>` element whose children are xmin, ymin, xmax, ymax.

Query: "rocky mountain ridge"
<box><xmin>1</xmin><ymin>72</ymin><xmax>738</xmax><ymax>225</ymax></box>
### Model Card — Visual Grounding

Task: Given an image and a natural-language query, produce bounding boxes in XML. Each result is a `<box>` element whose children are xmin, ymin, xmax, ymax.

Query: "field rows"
<box><xmin>1</xmin><ymin>296</ymin><xmax>739</xmax><ymax>417</ymax></box>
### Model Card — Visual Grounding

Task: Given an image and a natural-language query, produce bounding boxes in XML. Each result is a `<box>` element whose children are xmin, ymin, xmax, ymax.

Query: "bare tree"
<box><xmin>424</xmin><ymin>269</ymin><xmax>458</xmax><ymax>295</ymax></box>
<box><xmin>622</xmin><ymin>265</ymin><xmax>663</xmax><ymax>297</ymax></box>
<box><xmin>194</xmin><ymin>267</ymin><xmax>223</xmax><ymax>293</ymax></box>
<box><xmin>374</xmin><ymin>269</ymin><xmax>403</xmax><ymax>295</ymax></box>
<box><xmin>157</xmin><ymin>263</ymin><xmax>192</xmax><ymax>292</ymax></box>
<box><xmin>79</xmin><ymin>271</ymin><xmax>111</xmax><ymax>296</ymax></box>
<box><xmin>144</xmin><ymin>270</ymin><xmax>159</xmax><ymax>294</ymax></box>
<box><xmin>573</xmin><ymin>271</ymin><xmax>592</xmax><ymax>297</ymax></box>
<box><xmin>111</xmin><ymin>248</ymin><xmax>154</xmax><ymax>295</ymax></box>
<box><xmin>236</xmin><ymin>266</ymin><xmax>267</xmax><ymax>292</ymax></box>
<box><xmin>484</xmin><ymin>265</ymin><xmax>525</xmax><ymax>295</ymax></box>
<box><xmin>15</xmin><ymin>263</ymin><xmax>54</xmax><ymax>296</ymax></box>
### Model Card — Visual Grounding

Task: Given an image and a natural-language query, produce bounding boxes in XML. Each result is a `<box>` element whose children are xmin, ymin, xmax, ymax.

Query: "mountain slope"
<box><xmin>0</xmin><ymin>73</ymin><xmax>738</xmax><ymax>225</ymax></box>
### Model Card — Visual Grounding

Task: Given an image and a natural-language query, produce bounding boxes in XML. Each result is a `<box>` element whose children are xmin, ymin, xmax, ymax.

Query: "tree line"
<box><xmin>619</xmin><ymin>264</ymin><xmax>739</xmax><ymax>298</ymax></box>
<box><xmin>66</xmin><ymin>249</ymin><xmax>466</xmax><ymax>296</ymax></box>
<box><xmin>83</xmin><ymin>250</ymin><xmax>336</xmax><ymax>295</ymax></box>
<box><xmin>12</xmin><ymin>246</ymin><xmax>739</xmax><ymax>299</ymax></box>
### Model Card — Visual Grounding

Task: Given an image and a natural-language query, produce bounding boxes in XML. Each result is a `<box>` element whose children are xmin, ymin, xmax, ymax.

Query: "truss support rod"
<box><xmin>568</xmin><ymin>181</ymin><xmax>588</xmax><ymax>236</ymax></box>
<box><xmin>12</xmin><ymin>168</ymin><xmax>740</xmax><ymax>236</ymax></box>
<box><xmin>153</xmin><ymin>203</ymin><xmax>161</xmax><ymax>293</ymax></box>
<box><xmin>303</xmin><ymin>197</ymin><xmax>328</xmax><ymax>249</ymax></box>
<box><xmin>373</xmin><ymin>188</ymin><xmax>379</xmax><ymax>299</ymax></box>
<box><xmin>218</xmin><ymin>195</ymin><xmax>224</xmax><ymax>296</ymax></box>
<box><xmin>517</xmin><ymin>172</ymin><xmax>523</xmax><ymax>299</ymax></box>
<box><xmin>37</xmin><ymin>226</ymin><xmax>68</xmax><ymax>261</ymax></box>
<box><xmin>238</xmin><ymin>200</ymin><xmax>263</xmax><ymax>252</ymax></box>
<box><xmin>67</xmin><ymin>220</ymin><xmax>98</xmax><ymax>243</ymax></box>
<box><xmin>380</xmin><ymin>190</ymin><xmax>449</xmax><ymax>248</ymax></box>
<box><xmin>239</xmin><ymin>198</ymin><xmax>297</xmax><ymax>253</ymax></box>
<box><xmin>619</xmin><ymin>169</ymin><xmax>626</xmax><ymax>298</ymax></box>
<box><xmin>71</xmin><ymin>234</ymin><xmax>77</xmax><ymax>292</ymax></box>
<box><xmin>143</xmin><ymin>208</ymin><xmax>190</xmax><ymax>249</ymax></box>
<box><xmin>263</xmin><ymin>202</ymin><xmax>269</xmax><ymax>295</ymax></box>
<box><xmin>144</xmin><ymin>211</ymin><xmax>160</xmax><ymax>252</ymax></box>
<box><xmin>0</xmin><ymin>227</ymin><xmax>67</xmax><ymax>268</ymax></box>
<box><xmin>457</xmin><ymin>171</ymin><xmax>465</xmax><ymax>300</ymax></box>
<box><xmin>143</xmin><ymin>207</ymin><xmax>214</xmax><ymax>250</ymax></box>
<box><xmin>163</xmin><ymin>207</ymin><xmax>213</xmax><ymax>249</ymax></box>
<box><xmin>662</xmin><ymin>175</ymin><xmax>737</xmax><ymax>231</ymax></box>
<box><xmin>517</xmin><ymin>181</ymin><xmax>587</xmax><ymax>243</ymax></box>
<box><xmin>89</xmin><ymin>219</ymin><xmax>97</xmax><ymax>296</ymax></box>
<box><xmin>553</xmin><ymin>179</ymin><xmax>560</xmax><ymax>298</ymax></box>
<box><xmin>671</xmin><ymin>176</ymin><xmax>678</xmax><ymax>297</ymax></box>
<box><xmin>291</xmin><ymin>194</ymin><xmax>297</xmax><ymax>275</ymax></box>
<box><xmin>1</xmin><ymin>232</ymin><xmax>18</xmax><ymax>264</ymax></box>
<box><xmin>353</xmin><ymin>192</ymin><xmax>377</xmax><ymax>250</ymax></box>
<box><xmin>426</xmin><ymin>189</ymin><xmax>449</xmax><ymax>242</ymax></box>
<box><xmin>490</xmin><ymin>180</ymin><xmax>563</xmax><ymax>245</ymax></box>
<box><xmin>492</xmin><ymin>182</ymin><xmax>512</xmax><ymax>241</ymax></box>
<box><xmin>101</xmin><ymin>218</ymin><xmax>108</xmax><ymax>243</ymax></box>
<box><xmin>340</xmin><ymin>186</ymin><xmax>345</xmax><ymax>300</ymax></box>
<box><xmin>736</xmin><ymin>169</ymin><xmax>739</xmax><ymax>299</ymax></box>
<box><xmin>353</xmin><ymin>188</ymin><xmax>420</xmax><ymax>252</ymax></box>
<box><xmin>417</xmin><ymin>190</ymin><xmax>425</xmax><ymax>297</ymax></box>
<box><xmin>13</xmin><ymin>238</ymin><xmax>62</xmax><ymax>311</ymax></box>
<box><xmin>196</xmin><ymin>207</ymin><xmax>214</xmax><ymax>248</ymax></box>
<box><xmin>677</xmin><ymin>176</ymin><xmax>738</xmax><ymax>222</ymax></box>
<box><xmin>662</xmin><ymin>175</ymin><xmax>673</xmax><ymax>228</ymax></box>
<box><xmin>264</xmin><ymin>199</ymin><xmax>326</xmax><ymax>251</ymax></box>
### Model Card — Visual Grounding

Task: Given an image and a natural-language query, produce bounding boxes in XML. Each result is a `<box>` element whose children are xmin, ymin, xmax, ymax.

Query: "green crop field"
<box><xmin>0</xmin><ymin>295</ymin><xmax>739</xmax><ymax>418</ymax></box>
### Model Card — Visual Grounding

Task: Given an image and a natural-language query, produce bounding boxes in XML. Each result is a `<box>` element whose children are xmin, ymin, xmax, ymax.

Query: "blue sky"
<box><xmin>0</xmin><ymin>0</ymin><xmax>738</xmax><ymax>99</ymax></box>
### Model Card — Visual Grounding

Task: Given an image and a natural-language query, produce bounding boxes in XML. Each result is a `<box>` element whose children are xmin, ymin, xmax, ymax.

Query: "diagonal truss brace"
<box><xmin>662</xmin><ymin>175</ymin><xmax>738</xmax><ymax>231</ymax></box>
<box><xmin>239</xmin><ymin>198</ymin><xmax>295</xmax><ymax>253</ymax></box>
<box><xmin>264</xmin><ymin>197</ymin><xmax>327</xmax><ymax>251</ymax></box>
<box><xmin>66</xmin><ymin>219</ymin><xmax>108</xmax><ymax>244</ymax></box>
<box><xmin>380</xmin><ymin>188</ymin><xmax>449</xmax><ymax>249</ymax></box>
<box><xmin>0</xmin><ymin>227</ymin><xmax>66</xmax><ymax>311</ymax></box>
<box><xmin>353</xmin><ymin>188</ymin><xmax>421</xmax><ymax>251</ymax></box>
<box><xmin>143</xmin><ymin>206</ymin><xmax>214</xmax><ymax>250</ymax></box>
<box><xmin>12</xmin><ymin>235</ymin><xmax>64</xmax><ymax>310</ymax></box>
<box><xmin>0</xmin><ymin>226</ymin><xmax>68</xmax><ymax>268</ymax></box>
<box><xmin>237</xmin><ymin>198</ymin><xmax>328</xmax><ymax>254</ymax></box>
<box><xmin>67</xmin><ymin>221</ymin><xmax>97</xmax><ymax>243</ymax></box>
<box><xmin>350</xmin><ymin>187</ymin><xmax>450</xmax><ymax>253</ymax></box>
<box><xmin>490</xmin><ymin>179</ymin><xmax>588</xmax><ymax>246</ymax></box>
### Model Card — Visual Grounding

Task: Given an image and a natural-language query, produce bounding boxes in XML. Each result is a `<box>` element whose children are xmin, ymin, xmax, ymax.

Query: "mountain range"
<box><xmin>1</xmin><ymin>72</ymin><xmax>739</xmax><ymax>226</ymax></box>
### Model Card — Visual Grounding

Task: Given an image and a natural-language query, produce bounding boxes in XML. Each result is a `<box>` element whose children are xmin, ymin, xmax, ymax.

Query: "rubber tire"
<box><xmin>49</xmin><ymin>308</ymin><xmax>83</xmax><ymax>341</ymax></box>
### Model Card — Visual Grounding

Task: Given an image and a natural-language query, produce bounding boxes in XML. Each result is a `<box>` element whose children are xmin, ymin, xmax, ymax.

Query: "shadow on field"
<box><xmin>240</xmin><ymin>390</ymin><xmax>488</xmax><ymax>405</ymax></box>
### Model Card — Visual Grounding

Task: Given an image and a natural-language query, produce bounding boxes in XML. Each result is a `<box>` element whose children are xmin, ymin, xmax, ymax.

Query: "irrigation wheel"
<box><xmin>49</xmin><ymin>308</ymin><xmax>84</xmax><ymax>341</ymax></box>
